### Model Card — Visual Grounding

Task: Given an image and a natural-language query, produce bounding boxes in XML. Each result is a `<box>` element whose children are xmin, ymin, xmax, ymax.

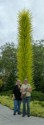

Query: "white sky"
<box><xmin>0</xmin><ymin>0</ymin><xmax>44</xmax><ymax>47</ymax></box>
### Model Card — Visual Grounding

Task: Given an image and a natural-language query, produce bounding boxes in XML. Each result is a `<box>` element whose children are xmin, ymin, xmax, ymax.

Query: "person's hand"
<box><xmin>13</xmin><ymin>94</ymin><xmax>15</xmax><ymax>100</ymax></box>
<box><xmin>27</xmin><ymin>88</ymin><xmax>32</xmax><ymax>92</ymax></box>
<box><xmin>21</xmin><ymin>88</ymin><xmax>25</xmax><ymax>92</ymax></box>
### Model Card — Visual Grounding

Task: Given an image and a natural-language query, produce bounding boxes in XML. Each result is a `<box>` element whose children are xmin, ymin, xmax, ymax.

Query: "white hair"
<box><xmin>17</xmin><ymin>79</ymin><xmax>21</xmax><ymax>82</ymax></box>
<box><xmin>24</xmin><ymin>78</ymin><xmax>27</xmax><ymax>80</ymax></box>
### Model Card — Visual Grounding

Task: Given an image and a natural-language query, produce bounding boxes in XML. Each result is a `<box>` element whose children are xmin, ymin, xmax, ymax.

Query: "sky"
<box><xmin>0</xmin><ymin>0</ymin><xmax>44</xmax><ymax>47</ymax></box>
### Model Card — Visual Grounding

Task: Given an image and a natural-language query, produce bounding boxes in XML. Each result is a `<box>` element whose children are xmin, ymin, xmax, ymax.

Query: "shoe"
<box><xmin>13</xmin><ymin>112</ymin><xmax>16</xmax><ymax>115</ymax></box>
<box><xmin>27</xmin><ymin>114</ymin><xmax>30</xmax><ymax>117</ymax></box>
<box><xmin>18</xmin><ymin>112</ymin><xmax>21</xmax><ymax>115</ymax></box>
<box><xmin>22</xmin><ymin>114</ymin><xmax>25</xmax><ymax>117</ymax></box>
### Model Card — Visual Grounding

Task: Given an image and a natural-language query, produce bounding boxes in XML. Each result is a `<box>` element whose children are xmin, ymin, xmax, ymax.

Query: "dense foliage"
<box><xmin>0</xmin><ymin>43</ymin><xmax>17</xmax><ymax>90</ymax></box>
<box><xmin>0</xmin><ymin>40</ymin><xmax>44</xmax><ymax>92</ymax></box>
<box><xmin>33</xmin><ymin>40</ymin><xmax>44</xmax><ymax>92</ymax></box>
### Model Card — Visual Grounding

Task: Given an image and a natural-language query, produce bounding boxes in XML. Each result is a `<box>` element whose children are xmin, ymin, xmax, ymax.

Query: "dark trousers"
<box><xmin>14</xmin><ymin>99</ymin><xmax>21</xmax><ymax>114</ymax></box>
<box><xmin>22</xmin><ymin>96</ymin><xmax>30</xmax><ymax>116</ymax></box>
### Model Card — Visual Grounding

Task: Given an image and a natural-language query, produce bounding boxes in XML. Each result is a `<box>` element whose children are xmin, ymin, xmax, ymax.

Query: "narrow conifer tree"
<box><xmin>17</xmin><ymin>10</ymin><xmax>33</xmax><ymax>86</ymax></box>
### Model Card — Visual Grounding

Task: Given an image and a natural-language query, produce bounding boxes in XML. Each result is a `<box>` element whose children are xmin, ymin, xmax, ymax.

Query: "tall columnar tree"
<box><xmin>17</xmin><ymin>10</ymin><xmax>33</xmax><ymax>86</ymax></box>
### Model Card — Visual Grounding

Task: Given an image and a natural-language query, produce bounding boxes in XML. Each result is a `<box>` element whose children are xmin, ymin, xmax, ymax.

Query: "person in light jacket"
<box><xmin>21</xmin><ymin>79</ymin><xmax>32</xmax><ymax>117</ymax></box>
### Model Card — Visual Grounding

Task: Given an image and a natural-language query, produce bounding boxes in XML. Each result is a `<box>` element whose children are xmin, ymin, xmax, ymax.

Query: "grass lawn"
<box><xmin>0</xmin><ymin>95</ymin><xmax>44</xmax><ymax>118</ymax></box>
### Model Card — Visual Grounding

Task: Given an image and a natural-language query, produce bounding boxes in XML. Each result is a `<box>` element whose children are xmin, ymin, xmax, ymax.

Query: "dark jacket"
<box><xmin>13</xmin><ymin>84</ymin><xmax>22</xmax><ymax>100</ymax></box>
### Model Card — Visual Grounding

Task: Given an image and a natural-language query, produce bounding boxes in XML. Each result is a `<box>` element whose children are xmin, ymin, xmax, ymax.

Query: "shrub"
<box><xmin>0</xmin><ymin>79</ymin><xmax>3</xmax><ymax>91</ymax></box>
<box><xmin>32</xmin><ymin>91</ymin><xmax>44</xmax><ymax>101</ymax></box>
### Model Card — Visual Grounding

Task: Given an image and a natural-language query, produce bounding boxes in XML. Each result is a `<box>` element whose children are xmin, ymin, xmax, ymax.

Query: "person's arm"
<box><xmin>20</xmin><ymin>85</ymin><xmax>25</xmax><ymax>93</ymax></box>
<box><xmin>13</xmin><ymin>94</ymin><xmax>15</xmax><ymax>100</ymax></box>
<box><xmin>27</xmin><ymin>85</ymin><xmax>32</xmax><ymax>93</ymax></box>
<box><xmin>28</xmin><ymin>87</ymin><xmax>32</xmax><ymax>93</ymax></box>
<box><xmin>21</xmin><ymin>88</ymin><xmax>25</xmax><ymax>92</ymax></box>
<box><xmin>13</xmin><ymin>87</ymin><xmax>15</xmax><ymax>99</ymax></box>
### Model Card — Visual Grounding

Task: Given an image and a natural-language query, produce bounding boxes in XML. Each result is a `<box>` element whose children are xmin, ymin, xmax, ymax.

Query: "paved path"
<box><xmin>0</xmin><ymin>104</ymin><xmax>44</xmax><ymax>125</ymax></box>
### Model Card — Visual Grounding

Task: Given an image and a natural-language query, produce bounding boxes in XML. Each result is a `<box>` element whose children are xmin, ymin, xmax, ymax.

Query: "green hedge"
<box><xmin>32</xmin><ymin>91</ymin><xmax>44</xmax><ymax>101</ymax></box>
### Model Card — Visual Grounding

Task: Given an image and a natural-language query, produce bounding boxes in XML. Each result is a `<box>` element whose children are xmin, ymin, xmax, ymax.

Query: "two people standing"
<box><xmin>13</xmin><ymin>79</ymin><xmax>32</xmax><ymax>117</ymax></box>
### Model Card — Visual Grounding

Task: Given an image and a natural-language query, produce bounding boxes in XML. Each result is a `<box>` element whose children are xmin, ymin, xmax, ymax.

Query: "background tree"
<box><xmin>17</xmin><ymin>10</ymin><xmax>33</xmax><ymax>87</ymax></box>
<box><xmin>0</xmin><ymin>43</ymin><xmax>17</xmax><ymax>90</ymax></box>
<box><xmin>33</xmin><ymin>40</ymin><xmax>44</xmax><ymax>92</ymax></box>
<box><xmin>0</xmin><ymin>55</ymin><xmax>4</xmax><ymax>91</ymax></box>
<box><xmin>0</xmin><ymin>56</ymin><xmax>2</xmax><ymax>72</ymax></box>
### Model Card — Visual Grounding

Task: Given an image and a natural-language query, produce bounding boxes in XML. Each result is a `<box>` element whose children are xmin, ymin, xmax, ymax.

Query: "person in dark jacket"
<box><xmin>13</xmin><ymin>80</ymin><xmax>22</xmax><ymax>115</ymax></box>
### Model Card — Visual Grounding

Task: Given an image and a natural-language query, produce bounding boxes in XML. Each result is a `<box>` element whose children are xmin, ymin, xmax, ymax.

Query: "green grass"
<box><xmin>0</xmin><ymin>95</ymin><xmax>13</xmax><ymax>109</ymax></box>
<box><xmin>0</xmin><ymin>95</ymin><xmax>44</xmax><ymax>118</ymax></box>
<box><xmin>30</xmin><ymin>100</ymin><xmax>44</xmax><ymax>117</ymax></box>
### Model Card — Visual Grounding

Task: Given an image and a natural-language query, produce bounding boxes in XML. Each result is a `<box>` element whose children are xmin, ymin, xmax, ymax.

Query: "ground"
<box><xmin>0</xmin><ymin>104</ymin><xmax>44</xmax><ymax>125</ymax></box>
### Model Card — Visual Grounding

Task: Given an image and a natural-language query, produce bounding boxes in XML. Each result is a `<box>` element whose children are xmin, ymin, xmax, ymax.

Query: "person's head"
<box><xmin>16</xmin><ymin>80</ymin><xmax>21</xmax><ymax>86</ymax></box>
<box><xmin>24</xmin><ymin>79</ymin><xmax>28</xmax><ymax>84</ymax></box>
